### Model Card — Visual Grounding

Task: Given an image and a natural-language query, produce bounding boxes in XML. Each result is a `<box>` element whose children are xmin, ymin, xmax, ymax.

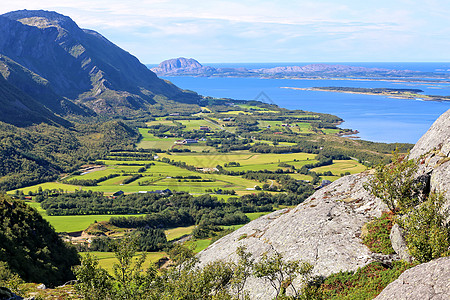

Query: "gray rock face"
<box><xmin>198</xmin><ymin>172</ymin><xmax>387</xmax><ymax>299</ymax></box>
<box><xmin>409</xmin><ymin>109</ymin><xmax>450</xmax><ymax>219</ymax></box>
<box><xmin>375</xmin><ymin>257</ymin><xmax>450</xmax><ymax>300</ymax></box>
<box><xmin>390</xmin><ymin>223</ymin><xmax>412</xmax><ymax>263</ymax></box>
<box><xmin>198</xmin><ymin>109</ymin><xmax>450</xmax><ymax>299</ymax></box>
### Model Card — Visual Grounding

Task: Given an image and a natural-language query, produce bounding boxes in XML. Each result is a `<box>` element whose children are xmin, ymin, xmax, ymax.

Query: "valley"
<box><xmin>0</xmin><ymin>9</ymin><xmax>448</xmax><ymax>300</ymax></box>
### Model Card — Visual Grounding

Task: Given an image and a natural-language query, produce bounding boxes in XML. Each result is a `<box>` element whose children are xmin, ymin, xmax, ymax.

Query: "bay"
<box><xmin>163</xmin><ymin>75</ymin><xmax>450</xmax><ymax>144</ymax></box>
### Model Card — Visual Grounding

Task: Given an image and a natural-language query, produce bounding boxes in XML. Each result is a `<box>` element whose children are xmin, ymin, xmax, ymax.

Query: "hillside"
<box><xmin>0</xmin><ymin>194</ymin><xmax>80</xmax><ymax>286</ymax></box>
<box><xmin>0</xmin><ymin>10</ymin><xmax>201</xmax><ymax>116</ymax></box>
<box><xmin>0</xmin><ymin>73</ymin><xmax>71</xmax><ymax>127</ymax></box>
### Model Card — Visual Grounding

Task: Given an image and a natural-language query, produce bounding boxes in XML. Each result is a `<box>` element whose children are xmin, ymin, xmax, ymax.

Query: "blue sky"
<box><xmin>2</xmin><ymin>0</ymin><xmax>450</xmax><ymax>63</ymax></box>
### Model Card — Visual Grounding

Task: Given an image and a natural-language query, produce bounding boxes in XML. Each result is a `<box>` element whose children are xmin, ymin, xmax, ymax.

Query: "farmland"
<box><xmin>7</xmin><ymin>101</ymin><xmax>405</xmax><ymax>273</ymax></box>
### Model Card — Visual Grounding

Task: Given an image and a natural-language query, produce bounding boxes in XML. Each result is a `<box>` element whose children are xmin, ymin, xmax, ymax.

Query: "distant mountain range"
<box><xmin>152</xmin><ymin>57</ymin><xmax>440</xmax><ymax>79</ymax></box>
<box><xmin>0</xmin><ymin>10</ymin><xmax>200</xmax><ymax>126</ymax></box>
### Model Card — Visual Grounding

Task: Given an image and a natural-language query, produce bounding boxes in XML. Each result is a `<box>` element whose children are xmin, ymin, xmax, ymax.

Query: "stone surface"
<box><xmin>375</xmin><ymin>257</ymin><xmax>450</xmax><ymax>300</ymax></box>
<box><xmin>198</xmin><ymin>109</ymin><xmax>450</xmax><ymax>299</ymax></box>
<box><xmin>390</xmin><ymin>223</ymin><xmax>412</xmax><ymax>263</ymax></box>
<box><xmin>198</xmin><ymin>172</ymin><xmax>387</xmax><ymax>299</ymax></box>
<box><xmin>409</xmin><ymin>109</ymin><xmax>450</xmax><ymax>220</ymax></box>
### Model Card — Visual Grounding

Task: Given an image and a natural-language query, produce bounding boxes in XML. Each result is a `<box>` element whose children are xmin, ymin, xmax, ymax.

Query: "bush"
<box><xmin>362</xmin><ymin>212</ymin><xmax>395</xmax><ymax>255</ymax></box>
<box><xmin>399</xmin><ymin>192</ymin><xmax>450</xmax><ymax>263</ymax></box>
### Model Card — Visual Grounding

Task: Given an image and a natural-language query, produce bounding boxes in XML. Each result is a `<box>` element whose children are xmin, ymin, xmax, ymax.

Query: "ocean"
<box><xmin>159</xmin><ymin>63</ymin><xmax>450</xmax><ymax>144</ymax></box>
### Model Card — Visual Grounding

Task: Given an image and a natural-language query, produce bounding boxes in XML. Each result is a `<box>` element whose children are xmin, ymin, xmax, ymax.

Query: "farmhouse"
<box><xmin>174</xmin><ymin>139</ymin><xmax>199</xmax><ymax>144</ymax></box>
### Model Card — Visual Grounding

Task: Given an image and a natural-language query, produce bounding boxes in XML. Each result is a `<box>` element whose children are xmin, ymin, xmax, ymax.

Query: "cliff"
<box><xmin>197</xmin><ymin>109</ymin><xmax>450</xmax><ymax>299</ymax></box>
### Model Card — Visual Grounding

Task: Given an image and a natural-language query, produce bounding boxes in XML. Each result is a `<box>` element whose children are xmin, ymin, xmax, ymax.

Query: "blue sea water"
<box><xmin>160</xmin><ymin>63</ymin><xmax>450</xmax><ymax>144</ymax></box>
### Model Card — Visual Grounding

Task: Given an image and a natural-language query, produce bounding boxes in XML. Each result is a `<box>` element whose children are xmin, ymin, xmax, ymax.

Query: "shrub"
<box><xmin>362</xmin><ymin>212</ymin><xmax>395</xmax><ymax>254</ymax></box>
<box><xmin>399</xmin><ymin>192</ymin><xmax>450</xmax><ymax>263</ymax></box>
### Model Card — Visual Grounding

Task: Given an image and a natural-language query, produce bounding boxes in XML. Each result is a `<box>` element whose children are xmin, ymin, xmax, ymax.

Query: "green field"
<box><xmin>165</xmin><ymin>226</ymin><xmax>196</xmax><ymax>241</ymax></box>
<box><xmin>310</xmin><ymin>160</ymin><xmax>367</xmax><ymax>175</ymax></box>
<box><xmin>46</xmin><ymin>214</ymin><xmax>144</xmax><ymax>232</ymax></box>
<box><xmin>81</xmin><ymin>251</ymin><xmax>166</xmax><ymax>274</ymax></box>
<box><xmin>159</xmin><ymin>152</ymin><xmax>317</xmax><ymax>169</ymax></box>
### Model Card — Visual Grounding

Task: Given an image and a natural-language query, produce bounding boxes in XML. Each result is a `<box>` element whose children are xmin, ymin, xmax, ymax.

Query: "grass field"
<box><xmin>165</xmin><ymin>226</ymin><xmax>196</xmax><ymax>241</ymax></box>
<box><xmin>81</xmin><ymin>251</ymin><xmax>166</xmax><ymax>274</ymax></box>
<box><xmin>310</xmin><ymin>160</ymin><xmax>367</xmax><ymax>175</ymax></box>
<box><xmin>45</xmin><ymin>214</ymin><xmax>144</xmax><ymax>232</ymax></box>
<box><xmin>159</xmin><ymin>152</ymin><xmax>317</xmax><ymax>169</ymax></box>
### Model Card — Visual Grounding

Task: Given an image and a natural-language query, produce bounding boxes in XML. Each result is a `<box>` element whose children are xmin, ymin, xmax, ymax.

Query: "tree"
<box><xmin>73</xmin><ymin>254</ymin><xmax>113</xmax><ymax>300</ymax></box>
<box><xmin>364</xmin><ymin>150</ymin><xmax>423</xmax><ymax>214</ymax></box>
<box><xmin>253</xmin><ymin>249</ymin><xmax>313</xmax><ymax>299</ymax></box>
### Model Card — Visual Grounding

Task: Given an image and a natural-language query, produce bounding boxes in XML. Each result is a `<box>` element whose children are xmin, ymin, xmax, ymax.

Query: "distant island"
<box><xmin>281</xmin><ymin>86</ymin><xmax>450</xmax><ymax>102</ymax></box>
<box><xmin>151</xmin><ymin>57</ymin><xmax>450</xmax><ymax>82</ymax></box>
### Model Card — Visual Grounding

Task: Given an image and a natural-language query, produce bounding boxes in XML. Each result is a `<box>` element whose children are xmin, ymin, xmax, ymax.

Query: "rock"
<box><xmin>151</xmin><ymin>57</ymin><xmax>216</xmax><ymax>75</ymax></box>
<box><xmin>0</xmin><ymin>287</ymin><xmax>22</xmax><ymax>299</ymax></box>
<box><xmin>36</xmin><ymin>284</ymin><xmax>46</xmax><ymax>290</ymax></box>
<box><xmin>197</xmin><ymin>110</ymin><xmax>450</xmax><ymax>299</ymax></box>
<box><xmin>198</xmin><ymin>172</ymin><xmax>387</xmax><ymax>299</ymax></box>
<box><xmin>409</xmin><ymin>109</ymin><xmax>450</xmax><ymax>221</ymax></box>
<box><xmin>375</xmin><ymin>256</ymin><xmax>450</xmax><ymax>300</ymax></box>
<box><xmin>390</xmin><ymin>223</ymin><xmax>412</xmax><ymax>263</ymax></box>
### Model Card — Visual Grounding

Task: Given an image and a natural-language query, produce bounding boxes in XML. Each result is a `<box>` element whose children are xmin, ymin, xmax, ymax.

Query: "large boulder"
<box><xmin>375</xmin><ymin>257</ymin><xmax>450</xmax><ymax>300</ymax></box>
<box><xmin>198</xmin><ymin>172</ymin><xmax>387</xmax><ymax>299</ymax></box>
<box><xmin>409</xmin><ymin>109</ymin><xmax>450</xmax><ymax>219</ymax></box>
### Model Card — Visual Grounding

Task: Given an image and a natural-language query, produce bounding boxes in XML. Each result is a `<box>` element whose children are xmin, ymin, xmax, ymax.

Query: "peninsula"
<box><xmin>281</xmin><ymin>86</ymin><xmax>450</xmax><ymax>102</ymax></box>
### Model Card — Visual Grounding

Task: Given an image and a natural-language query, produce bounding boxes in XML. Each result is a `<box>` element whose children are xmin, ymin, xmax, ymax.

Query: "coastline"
<box><xmin>281</xmin><ymin>87</ymin><xmax>450</xmax><ymax>102</ymax></box>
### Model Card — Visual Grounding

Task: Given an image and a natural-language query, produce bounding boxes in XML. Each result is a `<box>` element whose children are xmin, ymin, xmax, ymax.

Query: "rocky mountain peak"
<box><xmin>151</xmin><ymin>57</ymin><xmax>216</xmax><ymax>75</ymax></box>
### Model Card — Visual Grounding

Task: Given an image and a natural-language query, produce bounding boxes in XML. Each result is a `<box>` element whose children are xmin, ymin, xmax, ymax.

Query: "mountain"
<box><xmin>0</xmin><ymin>71</ymin><xmax>71</xmax><ymax>127</ymax></box>
<box><xmin>197</xmin><ymin>109</ymin><xmax>450</xmax><ymax>299</ymax></box>
<box><xmin>0</xmin><ymin>54</ymin><xmax>93</xmax><ymax>118</ymax></box>
<box><xmin>151</xmin><ymin>57</ymin><xmax>216</xmax><ymax>75</ymax></box>
<box><xmin>152</xmin><ymin>58</ymin><xmax>434</xmax><ymax>79</ymax></box>
<box><xmin>0</xmin><ymin>10</ymin><xmax>200</xmax><ymax>117</ymax></box>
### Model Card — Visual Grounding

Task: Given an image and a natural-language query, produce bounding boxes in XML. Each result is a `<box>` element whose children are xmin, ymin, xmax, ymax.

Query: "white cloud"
<box><xmin>1</xmin><ymin>0</ymin><xmax>450</xmax><ymax>62</ymax></box>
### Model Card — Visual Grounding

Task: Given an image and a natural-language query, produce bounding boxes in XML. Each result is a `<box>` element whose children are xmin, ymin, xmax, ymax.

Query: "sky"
<box><xmin>1</xmin><ymin>0</ymin><xmax>450</xmax><ymax>64</ymax></box>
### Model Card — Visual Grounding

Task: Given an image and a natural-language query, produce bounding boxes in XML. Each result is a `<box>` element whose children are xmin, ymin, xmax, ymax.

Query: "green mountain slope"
<box><xmin>0</xmin><ymin>73</ymin><xmax>71</xmax><ymax>127</ymax></box>
<box><xmin>0</xmin><ymin>54</ymin><xmax>94</xmax><ymax>117</ymax></box>
<box><xmin>0</xmin><ymin>194</ymin><xmax>80</xmax><ymax>286</ymax></box>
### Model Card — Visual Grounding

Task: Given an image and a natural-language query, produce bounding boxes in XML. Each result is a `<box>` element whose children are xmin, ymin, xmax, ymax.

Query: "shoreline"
<box><xmin>281</xmin><ymin>87</ymin><xmax>450</xmax><ymax>102</ymax></box>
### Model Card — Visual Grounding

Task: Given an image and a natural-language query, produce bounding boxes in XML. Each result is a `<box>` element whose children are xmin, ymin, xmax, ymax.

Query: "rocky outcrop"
<box><xmin>409</xmin><ymin>109</ymin><xmax>450</xmax><ymax>218</ymax></box>
<box><xmin>374</xmin><ymin>257</ymin><xmax>450</xmax><ymax>300</ymax></box>
<box><xmin>390</xmin><ymin>223</ymin><xmax>412</xmax><ymax>263</ymax></box>
<box><xmin>198</xmin><ymin>109</ymin><xmax>450</xmax><ymax>299</ymax></box>
<box><xmin>198</xmin><ymin>172</ymin><xmax>387</xmax><ymax>299</ymax></box>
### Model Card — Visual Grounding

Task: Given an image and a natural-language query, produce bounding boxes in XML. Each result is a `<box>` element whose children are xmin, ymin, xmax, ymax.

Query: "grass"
<box><xmin>80</xmin><ymin>251</ymin><xmax>166</xmax><ymax>274</ymax></box>
<box><xmin>165</xmin><ymin>226</ymin><xmax>196</xmax><ymax>241</ymax></box>
<box><xmin>361</xmin><ymin>212</ymin><xmax>395</xmax><ymax>255</ymax></box>
<box><xmin>310</xmin><ymin>160</ymin><xmax>367</xmax><ymax>175</ymax></box>
<box><xmin>319</xmin><ymin>261</ymin><xmax>414</xmax><ymax>300</ymax></box>
<box><xmin>159</xmin><ymin>152</ymin><xmax>317</xmax><ymax>169</ymax></box>
<box><xmin>245</xmin><ymin>211</ymin><xmax>272</xmax><ymax>221</ymax></box>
